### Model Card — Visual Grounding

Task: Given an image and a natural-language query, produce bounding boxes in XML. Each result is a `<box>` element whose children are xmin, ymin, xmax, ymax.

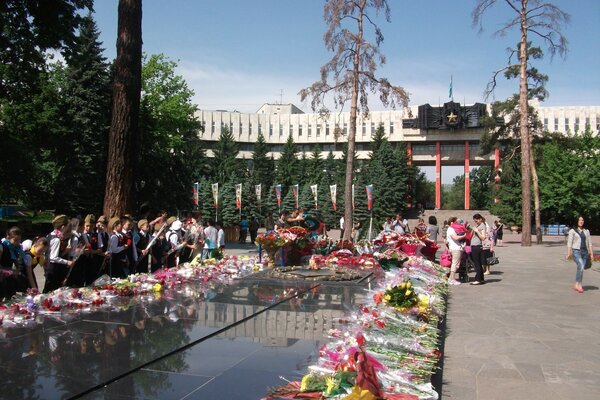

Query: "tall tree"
<box><xmin>473</xmin><ymin>0</ymin><xmax>569</xmax><ymax>246</ymax></box>
<box><xmin>480</xmin><ymin>46</ymin><xmax>551</xmax><ymax>244</ymax></box>
<box><xmin>299</xmin><ymin>0</ymin><xmax>409</xmax><ymax>240</ymax></box>
<box><xmin>57</xmin><ymin>13</ymin><xmax>111</xmax><ymax>215</ymax></box>
<box><xmin>211</xmin><ymin>126</ymin><xmax>240</xmax><ymax>184</ymax></box>
<box><xmin>104</xmin><ymin>0</ymin><xmax>143</xmax><ymax>218</ymax></box>
<box><xmin>138</xmin><ymin>54</ymin><xmax>204</xmax><ymax>212</ymax></box>
<box><xmin>276</xmin><ymin>133</ymin><xmax>299</xmax><ymax>191</ymax></box>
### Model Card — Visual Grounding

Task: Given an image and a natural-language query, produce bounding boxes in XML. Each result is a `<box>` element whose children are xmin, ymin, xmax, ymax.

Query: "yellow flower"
<box><xmin>300</xmin><ymin>374</ymin><xmax>310</xmax><ymax>392</ymax></box>
<box><xmin>406</xmin><ymin>281</ymin><xmax>412</xmax><ymax>289</ymax></box>
<box><xmin>405</xmin><ymin>289</ymin><xmax>412</xmax><ymax>297</ymax></box>
<box><xmin>325</xmin><ymin>376</ymin><xmax>338</xmax><ymax>395</ymax></box>
<box><xmin>342</xmin><ymin>385</ymin><xmax>377</xmax><ymax>400</ymax></box>
<box><xmin>399</xmin><ymin>282</ymin><xmax>406</xmax><ymax>289</ymax></box>
<box><xmin>152</xmin><ymin>283</ymin><xmax>162</xmax><ymax>293</ymax></box>
<box><xmin>384</xmin><ymin>294</ymin><xmax>391</xmax><ymax>302</ymax></box>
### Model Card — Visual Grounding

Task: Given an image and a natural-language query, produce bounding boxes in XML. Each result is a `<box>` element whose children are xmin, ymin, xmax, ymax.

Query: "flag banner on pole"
<box><xmin>330</xmin><ymin>184</ymin><xmax>337</xmax><ymax>211</ymax></box>
<box><xmin>292</xmin><ymin>184</ymin><xmax>299</xmax><ymax>209</ymax></box>
<box><xmin>275</xmin><ymin>184</ymin><xmax>282</xmax><ymax>207</ymax></box>
<box><xmin>235</xmin><ymin>184</ymin><xmax>242</xmax><ymax>209</ymax></box>
<box><xmin>352</xmin><ymin>184</ymin><xmax>355</xmax><ymax>211</ymax></box>
<box><xmin>449</xmin><ymin>75</ymin><xmax>453</xmax><ymax>100</ymax></box>
<box><xmin>193</xmin><ymin>182</ymin><xmax>199</xmax><ymax>206</ymax></box>
<box><xmin>255</xmin><ymin>184</ymin><xmax>262</xmax><ymax>203</ymax></box>
<box><xmin>366</xmin><ymin>184</ymin><xmax>374</xmax><ymax>211</ymax></box>
<box><xmin>310</xmin><ymin>184</ymin><xmax>318</xmax><ymax>209</ymax></box>
<box><xmin>211</xmin><ymin>183</ymin><xmax>219</xmax><ymax>208</ymax></box>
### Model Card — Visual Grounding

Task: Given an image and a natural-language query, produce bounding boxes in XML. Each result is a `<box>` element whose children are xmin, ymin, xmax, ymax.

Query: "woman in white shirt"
<box><xmin>446</xmin><ymin>216</ymin><xmax>463</xmax><ymax>285</ymax></box>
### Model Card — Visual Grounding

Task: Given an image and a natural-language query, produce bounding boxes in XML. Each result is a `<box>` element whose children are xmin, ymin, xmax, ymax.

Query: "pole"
<box><xmin>368</xmin><ymin>211</ymin><xmax>373</xmax><ymax>241</ymax></box>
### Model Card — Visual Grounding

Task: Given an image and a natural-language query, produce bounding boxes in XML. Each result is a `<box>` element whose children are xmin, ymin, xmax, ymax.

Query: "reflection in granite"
<box><xmin>0</xmin><ymin>275</ymin><xmax>372</xmax><ymax>399</ymax></box>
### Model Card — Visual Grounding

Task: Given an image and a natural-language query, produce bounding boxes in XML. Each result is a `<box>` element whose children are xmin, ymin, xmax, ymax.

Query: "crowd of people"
<box><xmin>0</xmin><ymin>210</ymin><xmax>226</xmax><ymax>301</ymax></box>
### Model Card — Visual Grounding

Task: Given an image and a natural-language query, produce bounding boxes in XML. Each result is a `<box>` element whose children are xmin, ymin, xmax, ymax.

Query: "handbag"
<box><xmin>440</xmin><ymin>249</ymin><xmax>452</xmax><ymax>267</ymax></box>
<box><xmin>584</xmin><ymin>254</ymin><xmax>592</xmax><ymax>270</ymax></box>
<box><xmin>487</xmin><ymin>252</ymin><xmax>499</xmax><ymax>265</ymax></box>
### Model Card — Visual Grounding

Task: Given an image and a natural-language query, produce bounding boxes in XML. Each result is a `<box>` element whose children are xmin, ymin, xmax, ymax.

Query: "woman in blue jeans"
<box><xmin>566</xmin><ymin>215</ymin><xmax>594</xmax><ymax>293</ymax></box>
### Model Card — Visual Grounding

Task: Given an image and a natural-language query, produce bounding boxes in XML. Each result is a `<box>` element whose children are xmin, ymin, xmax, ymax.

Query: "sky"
<box><xmin>92</xmin><ymin>1</ymin><xmax>599</xmax><ymax>184</ymax></box>
<box><xmin>92</xmin><ymin>0</ymin><xmax>600</xmax><ymax>113</ymax></box>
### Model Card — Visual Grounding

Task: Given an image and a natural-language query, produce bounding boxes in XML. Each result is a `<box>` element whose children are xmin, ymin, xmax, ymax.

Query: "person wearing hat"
<box><xmin>96</xmin><ymin>216</ymin><xmax>109</xmax><ymax>253</ymax></box>
<box><xmin>121</xmin><ymin>215</ymin><xmax>137</xmax><ymax>275</ymax></box>
<box><xmin>150</xmin><ymin>222</ymin><xmax>167</xmax><ymax>272</ymax></box>
<box><xmin>165</xmin><ymin>219</ymin><xmax>183</xmax><ymax>268</ymax></box>
<box><xmin>135</xmin><ymin>219</ymin><xmax>151</xmax><ymax>273</ymax></box>
<box><xmin>44</xmin><ymin>215</ymin><xmax>73</xmax><ymax>293</ymax></box>
<box><xmin>107</xmin><ymin>217</ymin><xmax>130</xmax><ymax>278</ymax></box>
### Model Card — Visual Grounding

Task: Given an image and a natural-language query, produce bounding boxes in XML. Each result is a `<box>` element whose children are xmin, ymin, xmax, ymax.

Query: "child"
<box><xmin>135</xmin><ymin>219</ymin><xmax>151</xmax><ymax>273</ymax></box>
<box><xmin>22</xmin><ymin>237</ymin><xmax>48</xmax><ymax>290</ymax></box>
<box><xmin>107</xmin><ymin>217</ymin><xmax>129</xmax><ymax>278</ymax></box>
<box><xmin>44</xmin><ymin>215</ymin><xmax>73</xmax><ymax>293</ymax></box>
<box><xmin>216</xmin><ymin>222</ymin><xmax>225</xmax><ymax>254</ymax></box>
<box><xmin>0</xmin><ymin>226</ymin><xmax>28</xmax><ymax>299</ymax></box>
<box><xmin>121</xmin><ymin>216</ymin><xmax>137</xmax><ymax>274</ymax></box>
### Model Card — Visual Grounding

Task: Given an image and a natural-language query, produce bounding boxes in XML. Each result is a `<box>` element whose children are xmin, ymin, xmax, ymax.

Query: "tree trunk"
<box><xmin>518</xmin><ymin>0</ymin><xmax>532</xmax><ymax>246</ymax></box>
<box><xmin>343</xmin><ymin>0</ymin><xmax>366</xmax><ymax>242</ymax></box>
<box><xmin>530</xmin><ymin>140</ymin><xmax>542</xmax><ymax>244</ymax></box>
<box><xmin>103</xmin><ymin>0</ymin><xmax>142</xmax><ymax>218</ymax></box>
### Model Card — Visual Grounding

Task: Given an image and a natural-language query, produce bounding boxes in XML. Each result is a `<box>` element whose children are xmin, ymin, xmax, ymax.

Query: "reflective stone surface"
<box><xmin>0</xmin><ymin>275</ymin><xmax>372</xmax><ymax>399</ymax></box>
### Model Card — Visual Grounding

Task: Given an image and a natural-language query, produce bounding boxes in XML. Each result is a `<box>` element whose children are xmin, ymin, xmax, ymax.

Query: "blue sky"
<box><xmin>93</xmin><ymin>0</ymin><xmax>600</xmax><ymax>114</ymax></box>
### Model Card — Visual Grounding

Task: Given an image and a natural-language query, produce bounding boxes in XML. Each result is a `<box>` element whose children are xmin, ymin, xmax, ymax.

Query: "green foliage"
<box><xmin>443</xmin><ymin>175</ymin><xmax>465</xmax><ymax>210</ymax></box>
<box><xmin>218</xmin><ymin>181</ymin><xmax>239</xmax><ymax>227</ymax></box>
<box><xmin>138</xmin><ymin>54</ymin><xmax>204</xmax><ymax>212</ymax></box>
<box><xmin>211</xmin><ymin>126</ymin><xmax>240</xmax><ymax>183</ymax></box>
<box><xmin>54</xmin><ymin>14</ymin><xmax>111</xmax><ymax>215</ymax></box>
<box><xmin>470</xmin><ymin>166</ymin><xmax>494</xmax><ymax>210</ymax></box>
<box><xmin>489</xmin><ymin>154</ymin><xmax>523</xmax><ymax>226</ymax></box>
<box><xmin>276</xmin><ymin>134</ymin><xmax>299</xmax><ymax>191</ymax></box>
<box><xmin>537</xmin><ymin>129</ymin><xmax>600</xmax><ymax>231</ymax></box>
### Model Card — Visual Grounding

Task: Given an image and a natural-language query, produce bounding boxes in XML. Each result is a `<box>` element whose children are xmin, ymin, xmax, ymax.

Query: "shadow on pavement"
<box><xmin>582</xmin><ymin>285</ymin><xmax>599</xmax><ymax>291</ymax></box>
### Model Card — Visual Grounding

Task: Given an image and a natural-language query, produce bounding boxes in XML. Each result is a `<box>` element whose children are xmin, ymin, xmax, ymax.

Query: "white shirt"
<box><xmin>217</xmin><ymin>229</ymin><xmax>225</xmax><ymax>246</ymax></box>
<box><xmin>340</xmin><ymin>217</ymin><xmax>344</xmax><ymax>229</ymax></box>
<box><xmin>446</xmin><ymin>226</ymin><xmax>463</xmax><ymax>251</ymax></box>
<box><xmin>203</xmin><ymin>226</ymin><xmax>218</xmax><ymax>249</ymax></box>
<box><xmin>392</xmin><ymin>219</ymin><xmax>408</xmax><ymax>234</ymax></box>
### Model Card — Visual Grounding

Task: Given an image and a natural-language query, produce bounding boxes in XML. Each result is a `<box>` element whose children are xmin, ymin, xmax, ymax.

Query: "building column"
<box><xmin>464</xmin><ymin>141</ymin><xmax>470</xmax><ymax>210</ymax></box>
<box><xmin>406</xmin><ymin>142</ymin><xmax>413</xmax><ymax>208</ymax></box>
<box><xmin>435</xmin><ymin>141</ymin><xmax>441</xmax><ymax>209</ymax></box>
<box><xmin>494</xmin><ymin>147</ymin><xmax>501</xmax><ymax>203</ymax></box>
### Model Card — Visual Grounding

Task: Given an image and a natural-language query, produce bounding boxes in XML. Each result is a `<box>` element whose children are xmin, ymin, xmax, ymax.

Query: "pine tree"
<box><xmin>56</xmin><ymin>13</ymin><xmax>111</xmax><ymax>215</ymax></box>
<box><xmin>212</xmin><ymin>126</ymin><xmax>241</xmax><ymax>183</ymax></box>
<box><xmin>219</xmin><ymin>181</ymin><xmax>239</xmax><ymax>228</ymax></box>
<box><xmin>276</xmin><ymin>133</ymin><xmax>299</xmax><ymax>190</ymax></box>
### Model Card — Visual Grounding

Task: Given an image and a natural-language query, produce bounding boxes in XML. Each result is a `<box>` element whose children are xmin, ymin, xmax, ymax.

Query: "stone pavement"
<box><xmin>441</xmin><ymin>235</ymin><xmax>600</xmax><ymax>400</ymax></box>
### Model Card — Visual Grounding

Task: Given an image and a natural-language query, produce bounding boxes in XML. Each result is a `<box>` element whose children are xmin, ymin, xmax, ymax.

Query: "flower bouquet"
<box><xmin>255</xmin><ymin>231</ymin><xmax>290</xmax><ymax>267</ymax></box>
<box><xmin>399</xmin><ymin>234</ymin><xmax>423</xmax><ymax>256</ymax></box>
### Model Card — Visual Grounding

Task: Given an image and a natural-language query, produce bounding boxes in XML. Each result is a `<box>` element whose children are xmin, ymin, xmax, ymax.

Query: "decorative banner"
<box><xmin>292</xmin><ymin>184</ymin><xmax>299</xmax><ymax>209</ymax></box>
<box><xmin>366</xmin><ymin>184</ymin><xmax>374</xmax><ymax>211</ymax></box>
<box><xmin>255</xmin><ymin>184</ymin><xmax>262</xmax><ymax>203</ymax></box>
<box><xmin>275</xmin><ymin>184</ymin><xmax>282</xmax><ymax>207</ymax></box>
<box><xmin>330</xmin><ymin>184</ymin><xmax>337</xmax><ymax>211</ymax></box>
<box><xmin>235</xmin><ymin>183</ymin><xmax>242</xmax><ymax>209</ymax></box>
<box><xmin>211</xmin><ymin>183</ymin><xmax>219</xmax><ymax>208</ymax></box>
<box><xmin>193</xmin><ymin>182</ymin><xmax>199</xmax><ymax>206</ymax></box>
<box><xmin>352</xmin><ymin>184</ymin><xmax>355</xmax><ymax>211</ymax></box>
<box><xmin>310</xmin><ymin>184</ymin><xmax>318</xmax><ymax>209</ymax></box>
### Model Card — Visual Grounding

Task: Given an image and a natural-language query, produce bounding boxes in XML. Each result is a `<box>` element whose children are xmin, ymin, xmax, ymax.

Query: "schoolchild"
<box><xmin>0</xmin><ymin>226</ymin><xmax>28</xmax><ymax>300</ymax></box>
<box><xmin>165</xmin><ymin>220</ymin><xmax>183</xmax><ymax>268</ymax></box>
<box><xmin>107</xmin><ymin>217</ymin><xmax>129</xmax><ymax>278</ymax></box>
<box><xmin>135</xmin><ymin>219</ymin><xmax>151</xmax><ymax>273</ymax></box>
<box><xmin>22</xmin><ymin>237</ymin><xmax>48</xmax><ymax>290</ymax></box>
<box><xmin>121</xmin><ymin>216</ymin><xmax>137</xmax><ymax>275</ymax></box>
<box><xmin>44</xmin><ymin>215</ymin><xmax>73</xmax><ymax>293</ymax></box>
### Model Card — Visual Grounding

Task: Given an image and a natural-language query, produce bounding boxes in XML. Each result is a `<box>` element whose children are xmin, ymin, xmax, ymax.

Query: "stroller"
<box><xmin>457</xmin><ymin>248</ymin><xmax>476</xmax><ymax>282</ymax></box>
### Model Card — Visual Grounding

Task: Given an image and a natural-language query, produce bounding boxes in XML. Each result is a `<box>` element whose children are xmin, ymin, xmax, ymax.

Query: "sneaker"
<box><xmin>448</xmin><ymin>279</ymin><xmax>461</xmax><ymax>285</ymax></box>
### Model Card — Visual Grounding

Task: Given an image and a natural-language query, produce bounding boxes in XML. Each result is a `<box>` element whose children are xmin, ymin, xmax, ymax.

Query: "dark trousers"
<box><xmin>249</xmin><ymin>230</ymin><xmax>258</xmax><ymax>244</ymax></box>
<box><xmin>471</xmin><ymin>245</ymin><xmax>485</xmax><ymax>282</ymax></box>
<box><xmin>239</xmin><ymin>229</ymin><xmax>248</xmax><ymax>243</ymax></box>
<box><xmin>43</xmin><ymin>262</ymin><xmax>68</xmax><ymax>293</ymax></box>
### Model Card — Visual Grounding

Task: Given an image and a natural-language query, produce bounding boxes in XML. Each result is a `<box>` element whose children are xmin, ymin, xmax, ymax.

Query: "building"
<box><xmin>196</xmin><ymin>101</ymin><xmax>600</xmax><ymax>209</ymax></box>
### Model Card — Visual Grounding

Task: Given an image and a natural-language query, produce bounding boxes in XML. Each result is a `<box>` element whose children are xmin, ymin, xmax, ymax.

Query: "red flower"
<box><xmin>373</xmin><ymin>292</ymin><xmax>384</xmax><ymax>305</ymax></box>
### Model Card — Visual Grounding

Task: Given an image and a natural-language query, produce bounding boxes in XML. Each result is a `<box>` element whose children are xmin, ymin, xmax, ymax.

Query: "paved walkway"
<box><xmin>442</xmin><ymin>235</ymin><xmax>600</xmax><ymax>400</ymax></box>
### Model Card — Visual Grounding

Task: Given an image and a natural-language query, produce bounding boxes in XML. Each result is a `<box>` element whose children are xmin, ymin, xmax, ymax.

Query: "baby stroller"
<box><xmin>457</xmin><ymin>248</ymin><xmax>475</xmax><ymax>282</ymax></box>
